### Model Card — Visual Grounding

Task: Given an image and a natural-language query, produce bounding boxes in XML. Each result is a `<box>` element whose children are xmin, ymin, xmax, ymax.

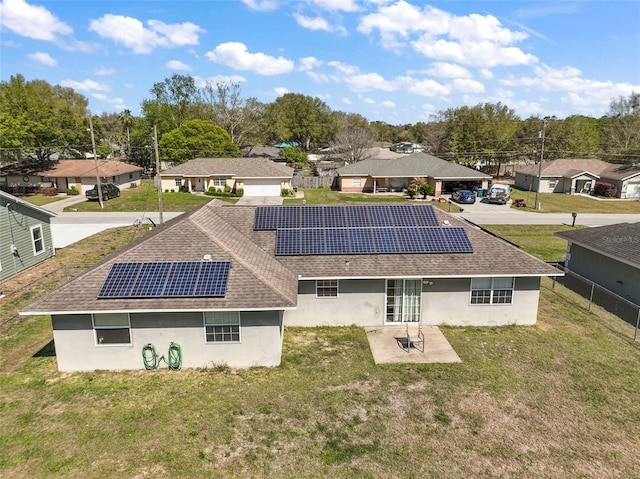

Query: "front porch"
<box><xmin>364</xmin><ymin>326</ymin><xmax>461</xmax><ymax>364</ymax></box>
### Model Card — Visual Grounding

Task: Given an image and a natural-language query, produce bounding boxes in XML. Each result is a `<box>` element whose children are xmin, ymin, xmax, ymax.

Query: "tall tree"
<box><xmin>159</xmin><ymin>119</ymin><xmax>240</xmax><ymax>164</ymax></box>
<box><xmin>0</xmin><ymin>74</ymin><xmax>88</xmax><ymax>168</ymax></box>
<box><xmin>141</xmin><ymin>74</ymin><xmax>202</xmax><ymax>135</ymax></box>
<box><xmin>119</xmin><ymin>109</ymin><xmax>135</xmax><ymax>157</ymax></box>
<box><xmin>201</xmin><ymin>81</ymin><xmax>265</xmax><ymax>148</ymax></box>
<box><xmin>328</xmin><ymin>112</ymin><xmax>375</xmax><ymax>163</ymax></box>
<box><xmin>553</xmin><ymin>115</ymin><xmax>600</xmax><ymax>158</ymax></box>
<box><xmin>600</xmin><ymin>92</ymin><xmax>640</xmax><ymax>163</ymax></box>
<box><xmin>263</xmin><ymin>93</ymin><xmax>336</xmax><ymax>151</ymax></box>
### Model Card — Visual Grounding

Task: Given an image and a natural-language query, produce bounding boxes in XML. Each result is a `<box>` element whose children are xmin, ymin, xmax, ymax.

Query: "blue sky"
<box><xmin>1</xmin><ymin>0</ymin><xmax>639</xmax><ymax>124</ymax></box>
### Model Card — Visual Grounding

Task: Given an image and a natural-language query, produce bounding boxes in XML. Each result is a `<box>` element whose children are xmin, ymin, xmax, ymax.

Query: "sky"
<box><xmin>1</xmin><ymin>0</ymin><xmax>639</xmax><ymax>125</ymax></box>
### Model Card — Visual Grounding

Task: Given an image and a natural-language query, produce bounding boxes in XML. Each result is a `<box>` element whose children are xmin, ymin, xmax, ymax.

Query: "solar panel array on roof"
<box><xmin>275</xmin><ymin>226</ymin><xmax>472</xmax><ymax>256</ymax></box>
<box><xmin>98</xmin><ymin>261</ymin><xmax>231</xmax><ymax>299</ymax></box>
<box><xmin>254</xmin><ymin>204</ymin><xmax>439</xmax><ymax>230</ymax></box>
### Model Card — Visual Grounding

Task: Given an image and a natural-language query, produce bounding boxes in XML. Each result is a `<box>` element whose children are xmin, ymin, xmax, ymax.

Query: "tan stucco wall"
<box><xmin>51</xmin><ymin>310</ymin><xmax>284</xmax><ymax>372</ymax></box>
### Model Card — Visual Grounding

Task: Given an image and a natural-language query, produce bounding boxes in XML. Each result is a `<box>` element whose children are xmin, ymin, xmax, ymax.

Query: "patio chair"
<box><xmin>404</xmin><ymin>322</ymin><xmax>424</xmax><ymax>353</ymax></box>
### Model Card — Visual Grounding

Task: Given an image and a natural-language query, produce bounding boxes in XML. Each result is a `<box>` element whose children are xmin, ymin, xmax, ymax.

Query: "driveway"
<box><xmin>235</xmin><ymin>196</ymin><xmax>283</xmax><ymax>205</ymax></box>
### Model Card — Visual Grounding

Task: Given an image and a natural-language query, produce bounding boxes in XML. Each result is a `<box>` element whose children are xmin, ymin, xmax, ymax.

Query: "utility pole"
<box><xmin>153</xmin><ymin>125</ymin><xmax>164</xmax><ymax>225</ymax></box>
<box><xmin>534</xmin><ymin>118</ymin><xmax>546</xmax><ymax>211</ymax></box>
<box><xmin>89</xmin><ymin>113</ymin><xmax>104</xmax><ymax>209</ymax></box>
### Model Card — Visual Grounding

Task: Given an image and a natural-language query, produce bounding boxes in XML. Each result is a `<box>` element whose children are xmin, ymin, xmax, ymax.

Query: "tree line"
<box><xmin>1</xmin><ymin>73</ymin><xmax>638</xmax><ymax>174</ymax></box>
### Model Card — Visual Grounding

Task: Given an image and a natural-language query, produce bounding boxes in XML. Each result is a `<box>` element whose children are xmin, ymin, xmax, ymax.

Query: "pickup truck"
<box><xmin>85</xmin><ymin>183</ymin><xmax>121</xmax><ymax>201</ymax></box>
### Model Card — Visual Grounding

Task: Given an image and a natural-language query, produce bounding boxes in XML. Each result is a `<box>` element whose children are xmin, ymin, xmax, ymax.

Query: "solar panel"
<box><xmin>98</xmin><ymin>261</ymin><xmax>231</xmax><ymax>298</ymax></box>
<box><xmin>253</xmin><ymin>206</ymin><xmax>279</xmax><ymax>230</ymax></box>
<box><xmin>442</xmin><ymin>227</ymin><xmax>474</xmax><ymax>253</ymax></box>
<box><xmin>325</xmin><ymin>228</ymin><xmax>351</xmax><ymax>254</ymax></box>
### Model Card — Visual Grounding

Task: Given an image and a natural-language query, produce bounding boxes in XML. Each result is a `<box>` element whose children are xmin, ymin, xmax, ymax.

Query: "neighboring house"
<box><xmin>160</xmin><ymin>157</ymin><xmax>294</xmax><ymax>197</ymax></box>
<box><xmin>514</xmin><ymin>159</ymin><xmax>640</xmax><ymax>198</ymax></box>
<box><xmin>391</xmin><ymin>142</ymin><xmax>424</xmax><ymax>154</ymax></box>
<box><xmin>0</xmin><ymin>159</ymin><xmax>143</xmax><ymax>195</ymax></box>
<box><xmin>21</xmin><ymin>201</ymin><xmax>559</xmax><ymax>372</ymax></box>
<box><xmin>337</xmin><ymin>152</ymin><xmax>491</xmax><ymax>195</ymax></box>
<box><xmin>0</xmin><ymin>190</ymin><xmax>56</xmax><ymax>282</ymax></box>
<box><xmin>245</xmin><ymin>146</ymin><xmax>283</xmax><ymax>160</ymax></box>
<box><xmin>320</xmin><ymin>146</ymin><xmax>406</xmax><ymax>163</ymax></box>
<box><xmin>556</xmin><ymin>222</ymin><xmax>640</xmax><ymax>306</ymax></box>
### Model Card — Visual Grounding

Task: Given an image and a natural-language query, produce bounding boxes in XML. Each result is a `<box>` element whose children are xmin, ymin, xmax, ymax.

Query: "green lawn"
<box><xmin>1</xmin><ymin>226</ymin><xmax>639</xmax><ymax>478</ymax></box>
<box><xmin>509</xmin><ymin>189</ymin><xmax>640</xmax><ymax>213</ymax></box>
<box><xmin>14</xmin><ymin>194</ymin><xmax>67</xmax><ymax>207</ymax></box>
<box><xmin>65</xmin><ymin>182</ymin><xmax>235</xmax><ymax>212</ymax></box>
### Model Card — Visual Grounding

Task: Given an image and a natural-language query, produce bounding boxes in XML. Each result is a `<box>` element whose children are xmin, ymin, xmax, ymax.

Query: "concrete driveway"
<box><xmin>235</xmin><ymin>196</ymin><xmax>283</xmax><ymax>205</ymax></box>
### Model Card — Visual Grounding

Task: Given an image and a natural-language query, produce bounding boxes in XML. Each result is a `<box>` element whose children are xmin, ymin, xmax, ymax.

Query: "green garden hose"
<box><xmin>142</xmin><ymin>343</ymin><xmax>157</xmax><ymax>370</ymax></box>
<box><xmin>168</xmin><ymin>342</ymin><xmax>182</xmax><ymax>370</ymax></box>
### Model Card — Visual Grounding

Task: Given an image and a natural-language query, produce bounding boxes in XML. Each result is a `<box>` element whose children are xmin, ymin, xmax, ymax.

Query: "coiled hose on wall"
<box><xmin>168</xmin><ymin>342</ymin><xmax>182</xmax><ymax>370</ymax></box>
<box><xmin>142</xmin><ymin>343</ymin><xmax>157</xmax><ymax>370</ymax></box>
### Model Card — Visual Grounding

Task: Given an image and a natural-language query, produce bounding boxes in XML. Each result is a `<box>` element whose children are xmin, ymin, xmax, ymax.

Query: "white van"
<box><xmin>487</xmin><ymin>184</ymin><xmax>511</xmax><ymax>204</ymax></box>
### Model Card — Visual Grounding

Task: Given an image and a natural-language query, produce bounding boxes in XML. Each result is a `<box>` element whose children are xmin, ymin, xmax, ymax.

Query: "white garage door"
<box><xmin>626</xmin><ymin>182</ymin><xmax>640</xmax><ymax>198</ymax></box>
<box><xmin>243</xmin><ymin>180</ymin><xmax>282</xmax><ymax>197</ymax></box>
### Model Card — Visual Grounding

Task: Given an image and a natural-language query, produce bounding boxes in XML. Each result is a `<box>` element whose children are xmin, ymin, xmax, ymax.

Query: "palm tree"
<box><xmin>118</xmin><ymin>109</ymin><xmax>134</xmax><ymax>158</ymax></box>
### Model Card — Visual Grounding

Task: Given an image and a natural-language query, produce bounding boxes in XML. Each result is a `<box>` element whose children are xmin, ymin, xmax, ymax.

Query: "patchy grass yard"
<box><xmin>13</xmin><ymin>194</ymin><xmax>67</xmax><ymax>207</ymax></box>
<box><xmin>509</xmin><ymin>189</ymin><xmax>640</xmax><ymax>213</ymax></box>
<box><xmin>1</xmin><ymin>226</ymin><xmax>639</xmax><ymax>478</ymax></box>
<box><xmin>63</xmin><ymin>181</ymin><xmax>235</xmax><ymax>212</ymax></box>
<box><xmin>481</xmin><ymin>224</ymin><xmax>582</xmax><ymax>263</ymax></box>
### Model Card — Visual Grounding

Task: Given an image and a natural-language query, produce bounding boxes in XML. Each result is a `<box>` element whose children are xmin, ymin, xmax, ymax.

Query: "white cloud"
<box><xmin>93</xmin><ymin>66</ymin><xmax>115</xmax><ymax>76</ymax></box>
<box><xmin>298</xmin><ymin>56</ymin><xmax>323</xmax><ymax>71</ymax></box>
<box><xmin>92</xmin><ymin>93</ymin><xmax>126</xmax><ymax>111</ymax></box>
<box><xmin>451</xmin><ymin>78</ymin><xmax>485</xmax><ymax>93</ymax></box>
<box><xmin>59</xmin><ymin>79</ymin><xmax>111</xmax><ymax>92</ymax></box>
<box><xmin>363</xmin><ymin>97</ymin><xmax>376</xmax><ymax>104</ymax></box>
<box><xmin>89</xmin><ymin>15</ymin><xmax>204</xmax><ymax>54</ymax></box>
<box><xmin>342</xmin><ymin>97</ymin><xmax>353</xmax><ymax>105</ymax></box>
<box><xmin>0</xmin><ymin>0</ymin><xmax>72</xmax><ymax>41</ymax></box>
<box><xmin>313</xmin><ymin>0</ymin><xmax>360</xmax><ymax>12</ymax></box>
<box><xmin>27</xmin><ymin>52</ymin><xmax>56</xmax><ymax>67</ymax></box>
<box><xmin>479</xmin><ymin>68</ymin><xmax>494</xmax><ymax>80</ymax></box>
<box><xmin>205</xmin><ymin>42</ymin><xmax>294</xmax><ymax>75</ymax></box>
<box><xmin>166</xmin><ymin>60</ymin><xmax>191</xmax><ymax>71</ymax></box>
<box><xmin>425</xmin><ymin>62</ymin><xmax>471</xmax><ymax>79</ymax></box>
<box><xmin>381</xmin><ymin>100</ymin><xmax>396</xmax><ymax>107</ymax></box>
<box><xmin>241</xmin><ymin>0</ymin><xmax>279</xmax><ymax>11</ymax></box>
<box><xmin>194</xmin><ymin>75</ymin><xmax>247</xmax><ymax>88</ymax></box>
<box><xmin>293</xmin><ymin>13</ymin><xmax>331</xmax><ymax>32</ymax></box>
<box><xmin>274</xmin><ymin>87</ymin><xmax>290</xmax><ymax>96</ymax></box>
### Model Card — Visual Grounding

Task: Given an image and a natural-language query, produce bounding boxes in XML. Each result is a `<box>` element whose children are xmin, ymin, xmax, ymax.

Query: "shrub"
<box><xmin>594</xmin><ymin>181</ymin><xmax>617</xmax><ymax>197</ymax></box>
<box><xmin>66</xmin><ymin>186</ymin><xmax>79</xmax><ymax>196</ymax></box>
<box><xmin>223</xmin><ymin>184</ymin><xmax>232</xmax><ymax>193</ymax></box>
<box><xmin>281</xmin><ymin>188</ymin><xmax>294</xmax><ymax>197</ymax></box>
<box><xmin>406</xmin><ymin>186</ymin><xmax>417</xmax><ymax>199</ymax></box>
<box><xmin>417</xmin><ymin>182</ymin><xmax>434</xmax><ymax>199</ymax></box>
<box><xmin>234</xmin><ymin>188</ymin><xmax>244</xmax><ymax>197</ymax></box>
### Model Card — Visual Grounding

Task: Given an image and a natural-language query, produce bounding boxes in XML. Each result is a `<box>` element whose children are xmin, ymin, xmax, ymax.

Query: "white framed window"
<box><xmin>204</xmin><ymin>311</ymin><xmax>240</xmax><ymax>343</ymax></box>
<box><xmin>93</xmin><ymin>313</ymin><xmax>131</xmax><ymax>345</ymax></box>
<box><xmin>316</xmin><ymin>279</ymin><xmax>339</xmax><ymax>298</ymax></box>
<box><xmin>212</xmin><ymin>177</ymin><xmax>226</xmax><ymax>187</ymax></box>
<box><xmin>548</xmin><ymin>178</ymin><xmax>558</xmax><ymax>188</ymax></box>
<box><xmin>31</xmin><ymin>225</ymin><xmax>44</xmax><ymax>255</ymax></box>
<box><xmin>386</xmin><ymin>279</ymin><xmax>421</xmax><ymax>323</ymax></box>
<box><xmin>470</xmin><ymin>277</ymin><xmax>514</xmax><ymax>305</ymax></box>
<box><xmin>174</xmin><ymin>178</ymin><xmax>182</xmax><ymax>187</ymax></box>
<box><xmin>352</xmin><ymin>177</ymin><xmax>362</xmax><ymax>187</ymax></box>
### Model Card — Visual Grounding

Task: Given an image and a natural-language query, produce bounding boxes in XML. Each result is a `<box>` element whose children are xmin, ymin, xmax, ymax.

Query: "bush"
<box><xmin>234</xmin><ymin>188</ymin><xmax>244</xmax><ymax>197</ymax></box>
<box><xmin>224</xmin><ymin>184</ymin><xmax>232</xmax><ymax>193</ymax></box>
<box><xmin>417</xmin><ymin>182</ymin><xmax>434</xmax><ymax>199</ymax></box>
<box><xmin>66</xmin><ymin>186</ymin><xmax>79</xmax><ymax>196</ymax></box>
<box><xmin>40</xmin><ymin>186</ymin><xmax>58</xmax><ymax>196</ymax></box>
<box><xmin>406</xmin><ymin>186</ymin><xmax>417</xmax><ymax>199</ymax></box>
<box><xmin>281</xmin><ymin>188</ymin><xmax>294</xmax><ymax>197</ymax></box>
<box><xmin>594</xmin><ymin>181</ymin><xmax>617</xmax><ymax>197</ymax></box>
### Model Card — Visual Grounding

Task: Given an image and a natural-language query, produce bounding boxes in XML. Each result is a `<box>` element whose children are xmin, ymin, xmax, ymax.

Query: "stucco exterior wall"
<box><xmin>566</xmin><ymin>244</ymin><xmax>640</xmax><ymax>305</ymax></box>
<box><xmin>284</xmin><ymin>277</ymin><xmax>542</xmax><ymax>327</ymax></box>
<box><xmin>51</xmin><ymin>310</ymin><xmax>284</xmax><ymax>372</ymax></box>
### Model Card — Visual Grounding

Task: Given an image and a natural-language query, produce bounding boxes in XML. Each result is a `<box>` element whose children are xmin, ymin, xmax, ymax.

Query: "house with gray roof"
<box><xmin>21</xmin><ymin>200</ymin><xmax>559</xmax><ymax>372</ymax></box>
<box><xmin>556</xmin><ymin>222</ymin><xmax>640</xmax><ymax>305</ymax></box>
<box><xmin>160</xmin><ymin>157</ymin><xmax>294</xmax><ymax>197</ymax></box>
<box><xmin>514</xmin><ymin>159</ymin><xmax>640</xmax><ymax>198</ymax></box>
<box><xmin>1</xmin><ymin>190</ymin><xmax>56</xmax><ymax>282</ymax></box>
<box><xmin>336</xmin><ymin>152</ymin><xmax>491</xmax><ymax>195</ymax></box>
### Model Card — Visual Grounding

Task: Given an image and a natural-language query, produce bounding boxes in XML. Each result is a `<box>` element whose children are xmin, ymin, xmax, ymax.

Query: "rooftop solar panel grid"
<box><xmin>97</xmin><ymin>262</ymin><xmax>142</xmax><ymax>298</ymax></box>
<box><xmin>442</xmin><ymin>227</ymin><xmax>474</xmax><ymax>253</ymax></box>
<box><xmin>163</xmin><ymin>261</ymin><xmax>201</xmax><ymax>297</ymax></box>
<box><xmin>194</xmin><ymin>261</ymin><xmax>231</xmax><ymax>297</ymax></box>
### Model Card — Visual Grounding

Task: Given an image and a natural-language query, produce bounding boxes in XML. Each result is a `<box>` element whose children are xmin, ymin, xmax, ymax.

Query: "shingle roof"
<box><xmin>556</xmin><ymin>222</ymin><xmax>640</xmax><ymax>268</ymax></box>
<box><xmin>336</xmin><ymin>152</ymin><xmax>491</xmax><ymax>180</ymax></box>
<box><xmin>515</xmin><ymin>159</ymin><xmax>640</xmax><ymax>181</ymax></box>
<box><xmin>160</xmin><ymin>157</ymin><xmax>294</xmax><ymax>179</ymax></box>
<box><xmin>0</xmin><ymin>190</ymin><xmax>57</xmax><ymax>217</ymax></box>
<box><xmin>22</xmin><ymin>201</ymin><xmax>559</xmax><ymax>315</ymax></box>
<box><xmin>1</xmin><ymin>159</ymin><xmax>143</xmax><ymax>178</ymax></box>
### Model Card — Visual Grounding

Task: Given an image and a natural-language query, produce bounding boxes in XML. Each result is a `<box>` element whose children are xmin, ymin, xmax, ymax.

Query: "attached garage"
<box><xmin>242</xmin><ymin>179</ymin><xmax>282</xmax><ymax>197</ymax></box>
<box><xmin>625</xmin><ymin>182</ymin><xmax>640</xmax><ymax>199</ymax></box>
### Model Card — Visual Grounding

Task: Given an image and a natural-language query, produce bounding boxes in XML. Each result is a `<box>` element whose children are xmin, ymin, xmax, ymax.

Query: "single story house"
<box><xmin>1</xmin><ymin>190</ymin><xmax>56</xmax><ymax>283</ymax></box>
<box><xmin>556</xmin><ymin>222</ymin><xmax>640</xmax><ymax>306</ymax></box>
<box><xmin>0</xmin><ymin>159</ymin><xmax>143</xmax><ymax>195</ymax></box>
<box><xmin>21</xmin><ymin>201</ymin><xmax>559</xmax><ymax>372</ymax></box>
<box><xmin>514</xmin><ymin>159</ymin><xmax>640</xmax><ymax>198</ymax></box>
<box><xmin>159</xmin><ymin>157</ymin><xmax>294</xmax><ymax>197</ymax></box>
<box><xmin>336</xmin><ymin>152</ymin><xmax>491</xmax><ymax>195</ymax></box>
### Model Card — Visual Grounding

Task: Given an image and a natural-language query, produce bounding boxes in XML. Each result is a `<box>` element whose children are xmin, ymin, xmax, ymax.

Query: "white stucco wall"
<box><xmin>284</xmin><ymin>277</ymin><xmax>542</xmax><ymax>327</ymax></box>
<box><xmin>51</xmin><ymin>310</ymin><xmax>283</xmax><ymax>372</ymax></box>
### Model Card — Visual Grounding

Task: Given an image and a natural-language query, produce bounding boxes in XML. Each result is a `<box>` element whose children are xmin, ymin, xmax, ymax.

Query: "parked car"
<box><xmin>452</xmin><ymin>189</ymin><xmax>476</xmax><ymax>204</ymax></box>
<box><xmin>85</xmin><ymin>183</ymin><xmax>121</xmax><ymax>201</ymax></box>
<box><xmin>487</xmin><ymin>184</ymin><xmax>511</xmax><ymax>205</ymax></box>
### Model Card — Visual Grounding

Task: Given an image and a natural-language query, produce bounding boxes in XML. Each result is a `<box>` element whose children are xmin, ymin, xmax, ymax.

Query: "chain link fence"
<box><xmin>552</xmin><ymin>264</ymin><xmax>640</xmax><ymax>340</ymax></box>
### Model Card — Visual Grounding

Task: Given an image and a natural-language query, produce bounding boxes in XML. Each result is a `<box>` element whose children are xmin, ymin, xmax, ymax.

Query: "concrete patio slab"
<box><xmin>365</xmin><ymin>326</ymin><xmax>462</xmax><ymax>364</ymax></box>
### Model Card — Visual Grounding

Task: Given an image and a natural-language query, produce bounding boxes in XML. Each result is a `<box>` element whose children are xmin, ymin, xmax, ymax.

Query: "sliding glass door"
<box><xmin>386</xmin><ymin>279</ymin><xmax>421</xmax><ymax>323</ymax></box>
